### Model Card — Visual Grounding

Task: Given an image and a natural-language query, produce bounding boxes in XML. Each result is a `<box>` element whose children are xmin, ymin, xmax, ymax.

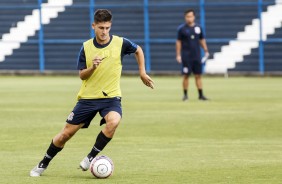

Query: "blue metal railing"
<box><xmin>89</xmin><ymin>0</ymin><xmax>95</xmax><ymax>38</ymax></box>
<box><xmin>200</xmin><ymin>0</ymin><xmax>206</xmax><ymax>72</ymax></box>
<box><xmin>144</xmin><ymin>0</ymin><xmax>151</xmax><ymax>72</ymax></box>
<box><xmin>0</xmin><ymin>0</ymin><xmax>280</xmax><ymax>74</ymax></box>
<box><xmin>38</xmin><ymin>0</ymin><xmax>45</xmax><ymax>73</ymax></box>
<box><xmin>258</xmin><ymin>0</ymin><xmax>265</xmax><ymax>74</ymax></box>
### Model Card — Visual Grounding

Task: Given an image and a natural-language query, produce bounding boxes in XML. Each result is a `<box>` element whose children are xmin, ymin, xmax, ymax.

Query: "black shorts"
<box><xmin>66</xmin><ymin>97</ymin><xmax>122</xmax><ymax>128</ymax></box>
<box><xmin>182</xmin><ymin>59</ymin><xmax>202</xmax><ymax>75</ymax></box>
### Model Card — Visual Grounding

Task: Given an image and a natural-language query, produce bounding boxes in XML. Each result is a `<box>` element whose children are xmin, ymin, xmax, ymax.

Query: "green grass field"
<box><xmin>0</xmin><ymin>76</ymin><xmax>282</xmax><ymax>184</ymax></box>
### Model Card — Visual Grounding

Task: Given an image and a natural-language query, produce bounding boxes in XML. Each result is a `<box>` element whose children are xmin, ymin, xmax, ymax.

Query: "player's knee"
<box><xmin>195</xmin><ymin>75</ymin><xmax>201</xmax><ymax>79</ymax></box>
<box><xmin>58</xmin><ymin>131</ymin><xmax>73</xmax><ymax>143</ymax></box>
<box><xmin>107</xmin><ymin>119</ymin><xmax>120</xmax><ymax>129</ymax></box>
<box><xmin>105</xmin><ymin>119</ymin><xmax>120</xmax><ymax>135</ymax></box>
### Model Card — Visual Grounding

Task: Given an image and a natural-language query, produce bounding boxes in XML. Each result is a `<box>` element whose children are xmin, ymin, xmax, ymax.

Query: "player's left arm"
<box><xmin>199</xmin><ymin>39</ymin><xmax>209</xmax><ymax>56</ymax></box>
<box><xmin>199</xmin><ymin>26</ymin><xmax>209</xmax><ymax>57</ymax></box>
<box><xmin>135</xmin><ymin>46</ymin><xmax>154</xmax><ymax>89</ymax></box>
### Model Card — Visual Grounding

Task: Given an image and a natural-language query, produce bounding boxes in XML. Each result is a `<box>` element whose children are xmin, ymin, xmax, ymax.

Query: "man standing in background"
<box><xmin>176</xmin><ymin>9</ymin><xmax>209</xmax><ymax>101</ymax></box>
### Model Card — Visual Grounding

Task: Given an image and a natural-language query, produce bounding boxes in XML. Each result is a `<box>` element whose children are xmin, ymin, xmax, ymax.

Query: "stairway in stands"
<box><xmin>205</xmin><ymin>3</ymin><xmax>263</xmax><ymax>59</ymax></box>
<box><xmin>206</xmin><ymin>0</ymin><xmax>280</xmax><ymax>73</ymax></box>
<box><xmin>0</xmin><ymin>0</ymin><xmax>38</xmax><ymax>38</ymax></box>
<box><xmin>0</xmin><ymin>0</ymin><xmax>47</xmax><ymax>70</ymax></box>
<box><xmin>0</xmin><ymin>0</ymin><xmax>72</xmax><ymax>70</ymax></box>
<box><xmin>229</xmin><ymin>26</ymin><xmax>282</xmax><ymax>72</ymax></box>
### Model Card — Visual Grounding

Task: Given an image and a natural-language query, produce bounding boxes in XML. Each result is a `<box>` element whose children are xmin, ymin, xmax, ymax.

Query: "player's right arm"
<box><xmin>77</xmin><ymin>46</ymin><xmax>102</xmax><ymax>80</ymax></box>
<box><xmin>79</xmin><ymin>68</ymin><xmax>94</xmax><ymax>80</ymax></box>
<box><xmin>79</xmin><ymin>57</ymin><xmax>102</xmax><ymax>80</ymax></box>
<box><xmin>176</xmin><ymin>40</ymin><xmax>182</xmax><ymax>64</ymax></box>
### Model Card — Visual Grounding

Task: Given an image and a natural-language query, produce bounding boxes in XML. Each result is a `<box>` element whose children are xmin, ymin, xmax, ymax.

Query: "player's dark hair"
<box><xmin>184</xmin><ymin>9</ymin><xmax>195</xmax><ymax>16</ymax></box>
<box><xmin>94</xmin><ymin>9</ymin><xmax>112</xmax><ymax>23</ymax></box>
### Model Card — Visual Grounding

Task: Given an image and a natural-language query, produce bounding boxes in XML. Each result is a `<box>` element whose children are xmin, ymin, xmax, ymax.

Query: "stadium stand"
<box><xmin>0</xmin><ymin>0</ymin><xmax>145</xmax><ymax>70</ymax></box>
<box><xmin>149</xmin><ymin>0</ymin><xmax>272</xmax><ymax>72</ymax></box>
<box><xmin>0</xmin><ymin>0</ymin><xmax>48</xmax><ymax>39</ymax></box>
<box><xmin>1</xmin><ymin>0</ymin><xmax>74</xmax><ymax>70</ymax></box>
<box><xmin>265</xmin><ymin>27</ymin><xmax>282</xmax><ymax>72</ymax></box>
<box><xmin>43</xmin><ymin>0</ymin><xmax>145</xmax><ymax>70</ymax></box>
<box><xmin>0</xmin><ymin>0</ymin><xmax>281</xmax><ymax>74</ymax></box>
<box><xmin>206</xmin><ymin>0</ymin><xmax>279</xmax><ymax>74</ymax></box>
<box><xmin>149</xmin><ymin>3</ymin><xmax>198</xmax><ymax>72</ymax></box>
<box><xmin>209</xmin><ymin>0</ymin><xmax>275</xmax><ymax>72</ymax></box>
<box><xmin>229</xmin><ymin>26</ymin><xmax>282</xmax><ymax>72</ymax></box>
<box><xmin>0</xmin><ymin>0</ymin><xmax>39</xmax><ymax>69</ymax></box>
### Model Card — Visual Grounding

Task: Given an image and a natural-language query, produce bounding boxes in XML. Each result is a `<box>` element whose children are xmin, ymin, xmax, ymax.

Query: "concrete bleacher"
<box><xmin>206</xmin><ymin>1</ymin><xmax>277</xmax><ymax>73</ymax></box>
<box><xmin>229</xmin><ymin>26</ymin><xmax>282</xmax><ymax>72</ymax></box>
<box><xmin>149</xmin><ymin>4</ymin><xmax>198</xmax><ymax>72</ymax></box>
<box><xmin>265</xmin><ymin>27</ymin><xmax>282</xmax><ymax>72</ymax></box>
<box><xmin>0</xmin><ymin>0</ymin><xmax>39</xmax><ymax>70</ymax></box>
<box><xmin>0</xmin><ymin>0</ymin><xmax>281</xmax><ymax>73</ymax></box>
<box><xmin>0</xmin><ymin>0</ymin><xmax>40</xmax><ymax>38</ymax></box>
<box><xmin>227</xmin><ymin>1</ymin><xmax>281</xmax><ymax>73</ymax></box>
<box><xmin>149</xmin><ymin>0</ymin><xmax>265</xmax><ymax>72</ymax></box>
<box><xmin>1</xmin><ymin>0</ymin><xmax>145</xmax><ymax>71</ymax></box>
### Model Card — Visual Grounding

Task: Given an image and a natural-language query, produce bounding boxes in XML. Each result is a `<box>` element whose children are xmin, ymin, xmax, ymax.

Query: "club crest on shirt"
<box><xmin>194</xmin><ymin>26</ymin><xmax>201</xmax><ymax>34</ymax></box>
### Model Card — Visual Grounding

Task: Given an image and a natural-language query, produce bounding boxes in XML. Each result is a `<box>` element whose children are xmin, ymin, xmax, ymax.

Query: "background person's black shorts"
<box><xmin>66</xmin><ymin>97</ymin><xmax>122</xmax><ymax>128</ymax></box>
<box><xmin>182</xmin><ymin>59</ymin><xmax>202</xmax><ymax>75</ymax></box>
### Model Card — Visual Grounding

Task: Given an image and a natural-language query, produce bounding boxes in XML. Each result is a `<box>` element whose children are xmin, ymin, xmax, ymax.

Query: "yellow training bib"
<box><xmin>77</xmin><ymin>35</ymin><xmax>123</xmax><ymax>100</ymax></box>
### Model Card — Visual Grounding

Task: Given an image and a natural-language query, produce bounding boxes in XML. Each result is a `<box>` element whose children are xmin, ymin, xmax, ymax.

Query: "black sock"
<box><xmin>38</xmin><ymin>141</ymin><xmax>63</xmax><ymax>168</ymax></box>
<box><xmin>87</xmin><ymin>131</ymin><xmax>112</xmax><ymax>162</ymax></box>
<box><xmin>198</xmin><ymin>89</ymin><xmax>203</xmax><ymax>97</ymax></box>
<box><xmin>184</xmin><ymin>89</ymin><xmax>187</xmax><ymax>96</ymax></box>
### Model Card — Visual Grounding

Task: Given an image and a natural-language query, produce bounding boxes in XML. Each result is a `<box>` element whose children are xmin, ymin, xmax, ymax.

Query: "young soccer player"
<box><xmin>176</xmin><ymin>9</ymin><xmax>209</xmax><ymax>101</ymax></box>
<box><xmin>30</xmin><ymin>9</ymin><xmax>154</xmax><ymax>177</ymax></box>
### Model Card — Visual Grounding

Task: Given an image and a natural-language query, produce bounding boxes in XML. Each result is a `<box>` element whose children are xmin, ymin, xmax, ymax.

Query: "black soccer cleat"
<box><xmin>199</xmin><ymin>96</ymin><xmax>209</xmax><ymax>101</ymax></box>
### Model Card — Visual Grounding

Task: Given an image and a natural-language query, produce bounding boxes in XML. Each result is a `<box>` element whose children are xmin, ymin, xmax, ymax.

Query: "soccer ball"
<box><xmin>90</xmin><ymin>155</ymin><xmax>114</xmax><ymax>178</ymax></box>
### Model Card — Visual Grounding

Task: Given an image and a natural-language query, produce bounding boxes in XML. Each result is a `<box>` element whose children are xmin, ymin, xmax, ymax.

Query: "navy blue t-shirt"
<box><xmin>177</xmin><ymin>23</ymin><xmax>204</xmax><ymax>61</ymax></box>
<box><xmin>77</xmin><ymin>35</ymin><xmax>138</xmax><ymax>70</ymax></box>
